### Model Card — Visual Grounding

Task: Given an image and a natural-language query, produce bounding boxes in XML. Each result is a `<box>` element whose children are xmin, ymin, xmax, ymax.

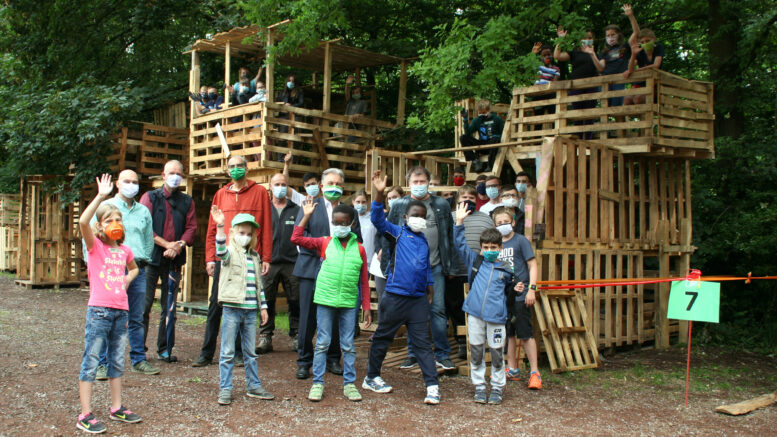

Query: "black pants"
<box><xmin>570</xmin><ymin>87</ymin><xmax>599</xmax><ymax>139</ymax></box>
<box><xmin>143</xmin><ymin>259</ymin><xmax>180</xmax><ymax>355</ymax></box>
<box><xmin>459</xmin><ymin>135</ymin><xmax>499</xmax><ymax>165</ymax></box>
<box><xmin>260</xmin><ymin>262</ymin><xmax>300</xmax><ymax>338</ymax></box>
<box><xmin>199</xmin><ymin>262</ymin><xmax>242</xmax><ymax>360</ymax></box>
<box><xmin>297</xmin><ymin>277</ymin><xmax>341</xmax><ymax>368</ymax></box>
<box><xmin>444</xmin><ymin>276</ymin><xmax>466</xmax><ymax>342</ymax></box>
<box><xmin>367</xmin><ymin>292</ymin><xmax>439</xmax><ymax>387</ymax></box>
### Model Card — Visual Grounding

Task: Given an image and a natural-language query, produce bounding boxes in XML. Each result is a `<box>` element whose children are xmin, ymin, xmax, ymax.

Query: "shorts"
<box><xmin>79</xmin><ymin>306</ymin><xmax>129</xmax><ymax>382</ymax></box>
<box><xmin>506</xmin><ymin>299</ymin><xmax>533</xmax><ymax>340</ymax></box>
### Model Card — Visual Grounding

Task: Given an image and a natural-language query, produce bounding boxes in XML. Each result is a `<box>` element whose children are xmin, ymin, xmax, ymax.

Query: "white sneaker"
<box><xmin>424</xmin><ymin>385</ymin><xmax>440</xmax><ymax>405</ymax></box>
<box><xmin>362</xmin><ymin>376</ymin><xmax>393</xmax><ymax>393</ymax></box>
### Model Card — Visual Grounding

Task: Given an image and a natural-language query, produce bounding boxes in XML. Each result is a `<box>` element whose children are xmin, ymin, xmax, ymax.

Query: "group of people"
<box><xmin>74</xmin><ymin>151</ymin><xmax>541</xmax><ymax>433</ymax></box>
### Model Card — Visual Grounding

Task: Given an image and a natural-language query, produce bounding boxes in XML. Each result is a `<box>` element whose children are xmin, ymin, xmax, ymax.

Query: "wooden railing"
<box><xmin>364</xmin><ymin>148</ymin><xmax>460</xmax><ymax>194</ymax></box>
<box><xmin>505</xmin><ymin>70</ymin><xmax>714</xmax><ymax>158</ymax></box>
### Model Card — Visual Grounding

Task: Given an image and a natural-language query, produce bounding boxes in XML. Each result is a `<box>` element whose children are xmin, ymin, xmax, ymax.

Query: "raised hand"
<box><xmin>302</xmin><ymin>197</ymin><xmax>317</xmax><ymax>216</ymax></box>
<box><xmin>622</xmin><ymin>3</ymin><xmax>633</xmax><ymax>16</ymax></box>
<box><xmin>284</xmin><ymin>150</ymin><xmax>293</xmax><ymax>164</ymax></box>
<box><xmin>455</xmin><ymin>200</ymin><xmax>471</xmax><ymax>225</ymax></box>
<box><xmin>210</xmin><ymin>205</ymin><xmax>225</xmax><ymax>226</ymax></box>
<box><xmin>556</xmin><ymin>26</ymin><xmax>568</xmax><ymax>38</ymax></box>
<box><xmin>582</xmin><ymin>44</ymin><xmax>596</xmax><ymax>54</ymax></box>
<box><xmin>346</xmin><ymin>75</ymin><xmax>354</xmax><ymax>84</ymax></box>
<box><xmin>372</xmin><ymin>170</ymin><xmax>387</xmax><ymax>193</ymax></box>
<box><xmin>96</xmin><ymin>174</ymin><xmax>113</xmax><ymax>197</ymax></box>
<box><xmin>532</xmin><ymin>42</ymin><xmax>543</xmax><ymax>54</ymax></box>
<box><xmin>631</xmin><ymin>43</ymin><xmax>643</xmax><ymax>55</ymax></box>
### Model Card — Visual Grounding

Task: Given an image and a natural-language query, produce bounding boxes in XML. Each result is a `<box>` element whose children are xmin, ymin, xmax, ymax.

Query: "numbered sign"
<box><xmin>667</xmin><ymin>280</ymin><xmax>720</xmax><ymax>323</ymax></box>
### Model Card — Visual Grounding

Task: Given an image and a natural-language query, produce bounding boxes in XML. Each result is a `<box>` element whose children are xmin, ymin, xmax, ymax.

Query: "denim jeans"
<box><xmin>80</xmin><ymin>306</ymin><xmax>128</xmax><ymax>382</ymax></box>
<box><xmin>219</xmin><ymin>306</ymin><xmax>261</xmax><ymax>391</ymax></box>
<box><xmin>313</xmin><ymin>305</ymin><xmax>358</xmax><ymax>385</ymax></box>
<box><xmin>99</xmin><ymin>266</ymin><xmax>146</xmax><ymax>366</ymax></box>
<box><xmin>408</xmin><ymin>264</ymin><xmax>450</xmax><ymax>361</ymax></box>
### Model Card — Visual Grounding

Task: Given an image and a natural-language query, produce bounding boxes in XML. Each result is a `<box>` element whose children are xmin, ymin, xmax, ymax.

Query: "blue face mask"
<box><xmin>476</xmin><ymin>182</ymin><xmax>486</xmax><ymax>196</ymax></box>
<box><xmin>486</xmin><ymin>186</ymin><xmax>499</xmax><ymax>200</ymax></box>
<box><xmin>332</xmin><ymin>225</ymin><xmax>350</xmax><ymax>238</ymax></box>
<box><xmin>482</xmin><ymin>250</ymin><xmax>500</xmax><ymax>262</ymax></box>
<box><xmin>516</xmin><ymin>182</ymin><xmax>527</xmax><ymax>193</ymax></box>
<box><xmin>354</xmin><ymin>204</ymin><xmax>367</xmax><ymax>215</ymax></box>
<box><xmin>410</xmin><ymin>184</ymin><xmax>428</xmax><ymax>198</ymax></box>
<box><xmin>286</xmin><ymin>81</ymin><xmax>295</xmax><ymax>89</ymax></box>
<box><xmin>305</xmin><ymin>184</ymin><xmax>320</xmax><ymax>197</ymax></box>
<box><xmin>388</xmin><ymin>198</ymin><xmax>398</xmax><ymax>209</ymax></box>
<box><xmin>272</xmin><ymin>186</ymin><xmax>287</xmax><ymax>199</ymax></box>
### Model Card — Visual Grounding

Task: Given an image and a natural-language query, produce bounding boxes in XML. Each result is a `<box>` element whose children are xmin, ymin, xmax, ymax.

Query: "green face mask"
<box><xmin>640</xmin><ymin>41</ymin><xmax>656</xmax><ymax>51</ymax></box>
<box><xmin>323</xmin><ymin>185</ymin><xmax>343</xmax><ymax>201</ymax></box>
<box><xmin>229</xmin><ymin>167</ymin><xmax>246</xmax><ymax>181</ymax></box>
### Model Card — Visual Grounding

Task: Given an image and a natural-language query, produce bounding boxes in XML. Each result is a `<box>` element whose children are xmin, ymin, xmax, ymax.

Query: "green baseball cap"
<box><xmin>231</xmin><ymin>213</ymin><xmax>259</xmax><ymax>228</ymax></box>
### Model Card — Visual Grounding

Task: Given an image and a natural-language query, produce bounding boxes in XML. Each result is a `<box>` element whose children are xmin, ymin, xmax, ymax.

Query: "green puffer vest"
<box><xmin>314</xmin><ymin>234</ymin><xmax>362</xmax><ymax>308</ymax></box>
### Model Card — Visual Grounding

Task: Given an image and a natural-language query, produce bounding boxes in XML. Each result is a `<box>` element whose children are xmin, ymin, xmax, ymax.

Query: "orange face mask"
<box><xmin>104</xmin><ymin>222</ymin><xmax>124</xmax><ymax>241</ymax></box>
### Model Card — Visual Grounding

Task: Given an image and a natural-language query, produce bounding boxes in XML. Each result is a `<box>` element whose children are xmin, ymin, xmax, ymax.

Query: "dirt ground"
<box><xmin>1</xmin><ymin>276</ymin><xmax>776</xmax><ymax>436</ymax></box>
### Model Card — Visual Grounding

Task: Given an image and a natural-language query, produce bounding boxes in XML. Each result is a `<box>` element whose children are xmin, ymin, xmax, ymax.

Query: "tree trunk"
<box><xmin>708</xmin><ymin>0</ymin><xmax>744</xmax><ymax>138</ymax></box>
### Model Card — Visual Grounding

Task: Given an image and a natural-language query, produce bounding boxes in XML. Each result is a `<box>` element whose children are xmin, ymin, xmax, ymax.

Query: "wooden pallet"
<box><xmin>0</xmin><ymin>226</ymin><xmax>19</xmax><ymax>271</ymax></box>
<box><xmin>0</xmin><ymin>194</ymin><xmax>20</xmax><ymax>227</ymax></box>
<box><xmin>176</xmin><ymin>301</ymin><xmax>209</xmax><ymax>316</ymax></box>
<box><xmin>534</xmin><ymin>289</ymin><xmax>600</xmax><ymax>373</ymax></box>
<box><xmin>14</xmin><ymin>280</ymin><xmax>81</xmax><ymax>289</ymax></box>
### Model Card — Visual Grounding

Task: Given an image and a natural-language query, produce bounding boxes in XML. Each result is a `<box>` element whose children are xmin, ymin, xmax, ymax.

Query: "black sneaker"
<box><xmin>327</xmin><ymin>361</ymin><xmax>344</xmax><ymax>375</ymax></box>
<box><xmin>296</xmin><ymin>365</ymin><xmax>311</xmax><ymax>380</ymax></box>
<box><xmin>235</xmin><ymin>355</ymin><xmax>244</xmax><ymax>368</ymax></box>
<box><xmin>192</xmin><ymin>356</ymin><xmax>212</xmax><ymax>367</ymax></box>
<box><xmin>399</xmin><ymin>357</ymin><xmax>419</xmax><ymax>369</ymax></box>
<box><xmin>109</xmin><ymin>406</ymin><xmax>142</xmax><ymax>423</ymax></box>
<box><xmin>436</xmin><ymin>358</ymin><xmax>456</xmax><ymax>370</ymax></box>
<box><xmin>256</xmin><ymin>336</ymin><xmax>273</xmax><ymax>354</ymax></box>
<box><xmin>76</xmin><ymin>412</ymin><xmax>107</xmax><ymax>434</ymax></box>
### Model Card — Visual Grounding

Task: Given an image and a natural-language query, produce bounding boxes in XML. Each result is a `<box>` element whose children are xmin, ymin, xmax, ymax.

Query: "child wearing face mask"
<box><xmin>491</xmin><ymin>207</ymin><xmax>541</xmax><ymax>391</ymax></box>
<box><xmin>587</xmin><ymin>4</ymin><xmax>640</xmax><ymax>108</ymax></box>
<box><xmin>555</xmin><ymin>26</ymin><xmax>600</xmax><ymax>139</ymax></box>
<box><xmin>364</xmin><ymin>171</ymin><xmax>441</xmax><ymax>405</ymax></box>
<box><xmin>624</xmin><ymin>26</ymin><xmax>664</xmax><ymax>105</ymax></box>
<box><xmin>291</xmin><ymin>201</ymin><xmax>372</xmax><ymax>402</ymax></box>
<box><xmin>76</xmin><ymin>174</ymin><xmax>141</xmax><ymax>434</ymax></box>
<box><xmin>210</xmin><ymin>208</ymin><xmax>273</xmax><ymax>406</ymax></box>
<box><xmin>454</xmin><ymin>203</ymin><xmax>522</xmax><ymax>405</ymax></box>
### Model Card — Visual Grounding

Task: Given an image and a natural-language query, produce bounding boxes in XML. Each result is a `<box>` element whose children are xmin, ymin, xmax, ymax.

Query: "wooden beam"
<box><xmin>397</xmin><ymin>60</ymin><xmax>408</xmax><ymax>126</ymax></box>
<box><xmin>312</xmin><ymin>128</ymin><xmax>330</xmax><ymax>169</ymax></box>
<box><xmin>190</xmin><ymin>50</ymin><xmax>200</xmax><ymax>123</ymax></box>
<box><xmin>322</xmin><ymin>42</ymin><xmax>332</xmax><ymax>112</ymax></box>
<box><xmin>224</xmin><ymin>40</ymin><xmax>231</xmax><ymax>109</ymax></box>
<box><xmin>266</xmin><ymin>30</ymin><xmax>274</xmax><ymax>104</ymax></box>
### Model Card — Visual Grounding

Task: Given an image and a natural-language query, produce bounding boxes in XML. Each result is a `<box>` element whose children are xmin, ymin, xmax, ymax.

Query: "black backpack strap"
<box><xmin>387</xmin><ymin>228</ymin><xmax>403</xmax><ymax>277</ymax></box>
<box><xmin>468</xmin><ymin>255</ymin><xmax>484</xmax><ymax>289</ymax></box>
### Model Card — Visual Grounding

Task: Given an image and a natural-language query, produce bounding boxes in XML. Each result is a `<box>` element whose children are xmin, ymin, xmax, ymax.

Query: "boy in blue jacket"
<box><xmin>454</xmin><ymin>202</ymin><xmax>521</xmax><ymax>405</ymax></box>
<box><xmin>363</xmin><ymin>171</ymin><xmax>440</xmax><ymax>405</ymax></box>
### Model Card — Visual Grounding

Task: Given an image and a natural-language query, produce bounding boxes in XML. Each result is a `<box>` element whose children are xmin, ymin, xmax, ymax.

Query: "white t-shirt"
<box><xmin>479</xmin><ymin>201</ymin><xmax>503</xmax><ymax>215</ymax></box>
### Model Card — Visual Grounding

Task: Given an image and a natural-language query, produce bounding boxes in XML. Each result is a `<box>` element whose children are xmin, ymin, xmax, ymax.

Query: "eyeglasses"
<box><xmin>227</xmin><ymin>164</ymin><xmax>246</xmax><ymax>169</ymax></box>
<box><xmin>501</xmin><ymin>194</ymin><xmax>518</xmax><ymax>199</ymax></box>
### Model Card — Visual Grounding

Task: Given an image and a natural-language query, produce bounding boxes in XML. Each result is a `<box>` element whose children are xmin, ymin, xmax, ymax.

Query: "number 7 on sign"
<box><xmin>685</xmin><ymin>291</ymin><xmax>698</xmax><ymax>311</ymax></box>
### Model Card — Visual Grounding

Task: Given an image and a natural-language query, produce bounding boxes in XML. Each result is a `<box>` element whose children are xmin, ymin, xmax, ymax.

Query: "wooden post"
<box><xmin>397</xmin><ymin>60</ymin><xmax>408</xmax><ymax>126</ymax></box>
<box><xmin>312</xmin><ymin>72</ymin><xmax>318</xmax><ymax>88</ymax></box>
<box><xmin>224</xmin><ymin>40</ymin><xmax>231</xmax><ymax>109</ymax></box>
<box><xmin>190</xmin><ymin>50</ymin><xmax>200</xmax><ymax>122</ymax></box>
<box><xmin>266</xmin><ymin>30</ymin><xmax>275</xmax><ymax>104</ymax></box>
<box><xmin>29</xmin><ymin>183</ymin><xmax>37</xmax><ymax>283</ymax></box>
<box><xmin>322</xmin><ymin>42</ymin><xmax>332</xmax><ymax>113</ymax></box>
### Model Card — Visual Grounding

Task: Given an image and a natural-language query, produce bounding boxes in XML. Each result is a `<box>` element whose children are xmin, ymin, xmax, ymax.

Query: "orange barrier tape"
<box><xmin>537</xmin><ymin>272</ymin><xmax>777</xmax><ymax>290</ymax></box>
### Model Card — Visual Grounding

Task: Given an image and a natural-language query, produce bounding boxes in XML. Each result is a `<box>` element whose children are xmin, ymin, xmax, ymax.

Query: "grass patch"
<box><xmin>188</xmin><ymin>377</ymin><xmax>203</xmax><ymax>383</ymax></box>
<box><xmin>256</xmin><ymin>311</ymin><xmax>290</xmax><ymax>332</ymax></box>
<box><xmin>0</xmin><ymin>271</ymin><xmax>16</xmax><ymax>279</ymax></box>
<box><xmin>180</xmin><ymin>316</ymin><xmax>206</xmax><ymax>326</ymax></box>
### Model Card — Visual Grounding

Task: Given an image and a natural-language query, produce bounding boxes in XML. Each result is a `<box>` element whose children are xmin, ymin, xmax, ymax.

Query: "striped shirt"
<box><xmin>216</xmin><ymin>237</ymin><xmax>267</xmax><ymax>310</ymax></box>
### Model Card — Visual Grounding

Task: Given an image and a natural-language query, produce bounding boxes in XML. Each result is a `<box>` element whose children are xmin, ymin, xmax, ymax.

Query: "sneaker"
<box><xmin>343</xmin><ymin>383</ymin><xmax>362</xmax><ymax>402</ymax></box>
<box><xmin>296</xmin><ymin>366</ymin><xmax>311</xmax><ymax>380</ymax></box>
<box><xmin>256</xmin><ymin>336</ymin><xmax>273</xmax><ymax>354</ymax></box>
<box><xmin>473</xmin><ymin>386</ymin><xmax>487</xmax><ymax>404</ymax></box>
<box><xmin>308</xmin><ymin>383</ymin><xmax>324</xmax><ymax>402</ymax></box>
<box><xmin>235</xmin><ymin>355</ymin><xmax>244</xmax><ymax>368</ymax></box>
<box><xmin>528</xmin><ymin>371</ymin><xmax>542</xmax><ymax>390</ymax></box>
<box><xmin>132</xmin><ymin>360</ymin><xmax>160</xmax><ymax>375</ymax></box>
<box><xmin>192</xmin><ymin>356</ymin><xmax>212</xmax><ymax>367</ymax></box>
<box><xmin>399</xmin><ymin>357</ymin><xmax>418</xmax><ymax>369</ymax></box>
<box><xmin>76</xmin><ymin>412</ymin><xmax>106</xmax><ymax>434</ymax></box>
<box><xmin>424</xmin><ymin>385</ymin><xmax>441</xmax><ymax>405</ymax></box>
<box><xmin>247</xmin><ymin>385</ymin><xmax>275</xmax><ymax>400</ymax></box>
<box><xmin>488</xmin><ymin>388</ymin><xmax>503</xmax><ymax>405</ymax></box>
<box><xmin>327</xmin><ymin>361</ymin><xmax>344</xmax><ymax>375</ymax></box>
<box><xmin>217</xmin><ymin>389</ymin><xmax>232</xmax><ymax>405</ymax></box>
<box><xmin>456</xmin><ymin>343</ymin><xmax>467</xmax><ymax>360</ymax></box>
<box><xmin>158</xmin><ymin>351</ymin><xmax>178</xmax><ymax>363</ymax></box>
<box><xmin>436</xmin><ymin>358</ymin><xmax>456</xmax><ymax>370</ymax></box>
<box><xmin>95</xmin><ymin>365</ymin><xmax>108</xmax><ymax>381</ymax></box>
<box><xmin>506</xmin><ymin>367</ymin><xmax>521</xmax><ymax>381</ymax></box>
<box><xmin>362</xmin><ymin>376</ymin><xmax>393</xmax><ymax>393</ymax></box>
<box><xmin>109</xmin><ymin>406</ymin><xmax>142</xmax><ymax>423</ymax></box>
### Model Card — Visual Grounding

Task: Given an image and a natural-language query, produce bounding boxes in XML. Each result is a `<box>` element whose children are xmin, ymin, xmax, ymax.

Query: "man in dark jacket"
<box><xmin>383</xmin><ymin>166</ymin><xmax>456</xmax><ymax>370</ymax></box>
<box><xmin>140</xmin><ymin>160</ymin><xmax>197</xmax><ymax>363</ymax></box>
<box><xmin>292</xmin><ymin>168</ymin><xmax>362</xmax><ymax>379</ymax></box>
<box><xmin>257</xmin><ymin>172</ymin><xmax>301</xmax><ymax>354</ymax></box>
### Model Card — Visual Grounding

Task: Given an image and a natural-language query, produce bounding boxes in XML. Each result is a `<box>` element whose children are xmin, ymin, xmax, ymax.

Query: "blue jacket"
<box><xmin>383</xmin><ymin>194</ymin><xmax>456</xmax><ymax>275</ymax></box>
<box><xmin>292</xmin><ymin>197</ymin><xmax>362</xmax><ymax>280</ymax></box>
<box><xmin>372</xmin><ymin>201</ymin><xmax>433</xmax><ymax>298</ymax></box>
<box><xmin>455</xmin><ymin>225</ymin><xmax>513</xmax><ymax>324</ymax></box>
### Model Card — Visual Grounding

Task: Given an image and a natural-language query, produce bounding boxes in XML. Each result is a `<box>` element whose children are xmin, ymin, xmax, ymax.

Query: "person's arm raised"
<box><xmin>80</xmin><ymin>174</ymin><xmax>114</xmax><ymax>252</ymax></box>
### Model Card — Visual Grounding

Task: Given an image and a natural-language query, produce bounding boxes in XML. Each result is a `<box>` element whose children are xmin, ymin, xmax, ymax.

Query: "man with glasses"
<box><xmin>193</xmin><ymin>155</ymin><xmax>273</xmax><ymax>367</ymax></box>
<box><xmin>478</xmin><ymin>175</ymin><xmax>503</xmax><ymax>215</ymax></box>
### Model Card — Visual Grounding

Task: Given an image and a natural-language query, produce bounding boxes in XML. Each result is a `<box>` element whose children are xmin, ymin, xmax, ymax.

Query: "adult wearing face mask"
<box><xmin>193</xmin><ymin>155</ymin><xmax>273</xmax><ymax>368</ymax></box>
<box><xmin>85</xmin><ymin>170</ymin><xmax>158</xmax><ymax>378</ymax></box>
<box><xmin>384</xmin><ymin>166</ymin><xmax>457</xmax><ymax>370</ymax></box>
<box><xmin>140</xmin><ymin>160</ymin><xmax>197</xmax><ymax>363</ymax></box>
<box><xmin>478</xmin><ymin>175</ymin><xmax>503</xmax><ymax>215</ymax></box>
<box><xmin>292</xmin><ymin>168</ymin><xmax>362</xmax><ymax>380</ymax></box>
<box><xmin>257</xmin><ymin>172</ymin><xmax>301</xmax><ymax>354</ymax></box>
<box><xmin>515</xmin><ymin>171</ymin><xmax>534</xmax><ymax>212</ymax></box>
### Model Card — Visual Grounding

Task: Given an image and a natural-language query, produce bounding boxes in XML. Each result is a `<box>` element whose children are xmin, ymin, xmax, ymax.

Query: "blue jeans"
<box><xmin>80</xmin><ymin>306</ymin><xmax>128</xmax><ymax>382</ymax></box>
<box><xmin>219</xmin><ymin>306</ymin><xmax>261</xmax><ymax>391</ymax></box>
<box><xmin>100</xmin><ymin>266</ymin><xmax>147</xmax><ymax>366</ymax></box>
<box><xmin>408</xmin><ymin>264</ymin><xmax>450</xmax><ymax>361</ymax></box>
<box><xmin>313</xmin><ymin>305</ymin><xmax>358</xmax><ymax>385</ymax></box>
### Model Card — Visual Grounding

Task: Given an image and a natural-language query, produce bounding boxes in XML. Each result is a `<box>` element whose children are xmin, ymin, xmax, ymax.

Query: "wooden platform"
<box><xmin>14</xmin><ymin>279</ymin><xmax>81</xmax><ymax>289</ymax></box>
<box><xmin>176</xmin><ymin>301</ymin><xmax>209</xmax><ymax>316</ymax></box>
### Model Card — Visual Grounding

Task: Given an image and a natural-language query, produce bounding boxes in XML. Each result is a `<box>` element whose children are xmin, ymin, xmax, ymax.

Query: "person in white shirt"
<box><xmin>478</xmin><ymin>175</ymin><xmax>503</xmax><ymax>215</ymax></box>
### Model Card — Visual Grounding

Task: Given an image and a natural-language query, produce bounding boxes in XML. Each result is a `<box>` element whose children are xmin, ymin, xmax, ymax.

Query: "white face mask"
<box><xmin>407</xmin><ymin>216</ymin><xmax>427</xmax><ymax>232</ymax></box>
<box><xmin>166</xmin><ymin>174</ymin><xmax>182</xmax><ymax>189</ymax></box>
<box><xmin>496</xmin><ymin>224</ymin><xmax>513</xmax><ymax>236</ymax></box>
<box><xmin>606</xmin><ymin>35</ymin><xmax>618</xmax><ymax>46</ymax></box>
<box><xmin>235</xmin><ymin>234</ymin><xmax>252</xmax><ymax>247</ymax></box>
<box><xmin>332</xmin><ymin>225</ymin><xmax>351</xmax><ymax>238</ymax></box>
<box><xmin>119</xmin><ymin>182</ymin><xmax>139</xmax><ymax>198</ymax></box>
<box><xmin>501</xmin><ymin>198</ymin><xmax>518</xmax><ymax>208</ymax></box>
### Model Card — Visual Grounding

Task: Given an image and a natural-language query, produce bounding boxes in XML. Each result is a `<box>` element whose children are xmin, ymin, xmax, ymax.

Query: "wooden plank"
<box><xmin>396</xmin><ymin>60</ymin><xmax>408</xmax><ymax>126</ymax></box>
<box><xmin>322</xmin><ymin>42</ymin><xmax>332</xmax><ymax>112</ymax></box>
<box><xmin>566</xmin><ymin>141</ymin><xmax>576</xmax><ymax>242</ymax></box>
<box><xmin>716</xmin><ymin>392</ymin><xmax>777</xmax><ymax>416</ymax></box>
